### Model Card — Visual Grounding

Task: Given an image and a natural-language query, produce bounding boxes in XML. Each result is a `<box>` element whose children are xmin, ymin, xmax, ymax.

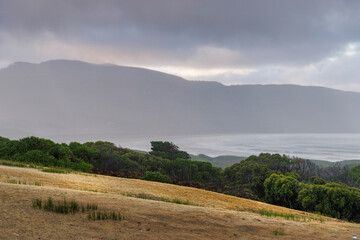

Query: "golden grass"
<box><xmin>0</xmin><ymin>165</ymin><xmax>333</xmax><ymax>218</ymax></box>
<box><xmin>0</xmin><ymin>165</ymin><xmax>359</xmax><ymax>239</ymax></box>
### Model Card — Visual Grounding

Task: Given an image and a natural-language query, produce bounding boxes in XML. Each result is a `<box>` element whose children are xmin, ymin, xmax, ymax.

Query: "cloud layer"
<box><xmin>0</xmin><ymin>0</ymin><xmax>360</xmax><ymax>91</ymax></box>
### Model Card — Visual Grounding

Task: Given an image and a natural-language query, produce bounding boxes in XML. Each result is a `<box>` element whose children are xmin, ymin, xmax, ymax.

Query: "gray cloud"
<box><xmin>0</xmin><ymin>0</ymin><xmax>360</xmax><ymax>89</ymax></box>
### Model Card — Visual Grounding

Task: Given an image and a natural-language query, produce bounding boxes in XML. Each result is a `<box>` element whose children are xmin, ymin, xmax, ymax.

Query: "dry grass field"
<box><xmin>0</xmin><ymin>165</ymin><xmax>359</xmax><ymax>239</ymax></box>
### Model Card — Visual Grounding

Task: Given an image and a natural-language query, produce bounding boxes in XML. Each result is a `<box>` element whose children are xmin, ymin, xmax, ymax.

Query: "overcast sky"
<box><xmin>0</xmin><ymin>0</ymin><xmax>360</xmax><ymax>91</ymax></box>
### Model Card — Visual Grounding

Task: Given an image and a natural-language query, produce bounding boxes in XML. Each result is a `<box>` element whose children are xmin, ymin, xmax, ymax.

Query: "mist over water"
<box><xmin>120</xmin><ymin>134</ymin><xmax>360</xmax><ymax>162</ymax></box>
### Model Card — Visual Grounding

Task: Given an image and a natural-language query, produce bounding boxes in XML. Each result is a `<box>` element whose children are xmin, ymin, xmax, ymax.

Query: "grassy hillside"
<box><xmin>310</xmin><ymin>159</ymin><xmax>360</xmax><ymax>168</ymax></box>
<box><xmin>1</xmin><ymin>137</ymin><xmax>359</xmax><ymax>222</ymax></box>
<box><xmin>0</xmin><ymin>164</ymin><xmax>359</xmax><ymax>239</ymax></box>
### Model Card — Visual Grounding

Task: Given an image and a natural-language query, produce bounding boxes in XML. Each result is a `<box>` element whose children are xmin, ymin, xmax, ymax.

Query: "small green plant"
<box><xmin>69</xmin><ymin>200</ymin><xmax>79</xmax><ymax>214</ymax></box>
<box><xmin>44</xmin><ymin>198</ymin><xmax>55</xmax><ymax>212</ymax></box>
<box><xmin>258</xmin><ymin>209</ymin><xmax>296</xmax><ymax>221</ymax></box>
<box><xmin>272</xmin><ymin>227</ymin><xmax>285</xmax><ymax>236</ymax></box>
<box><xmin>32</xmin><ymin>198</ymin><xmax>42</xmax><ymax>209</ymax></box>
<box><xmin>34</xmin><ymin>181</ymin><xmax>42</xmax><ymax>186</ymax></box>
<box><xmin>5</xmin><ymin>179</ymin><xmax>28</xmax><ymax>185</ymax></box>
<box><xmin>86</xmin><ymin>203</ymin><xmax>98</xmax><ymax>211</ymax></box>
<box><xmin>6</xmin><ymin>179</ymin><xmax>18</xmax><ymax>184</ymax></box>
<box><xmin>87</xmin><ymin>211</ymin><xmax>122</xmax><ymax>221</ymax></box>
<box><xmin>140</xmin><ymin>171</ymin><xmax>172</xmax><ymax>184</ymax></box>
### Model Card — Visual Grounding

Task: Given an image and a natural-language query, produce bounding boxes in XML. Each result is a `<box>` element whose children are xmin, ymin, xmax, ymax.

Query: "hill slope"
<box><xmin>0</xmin><ymin>165</ymin><xmax>359</xmax><ymax>239</ymax></box>
<box><xmin>1</xmin><ymin>60</ymin><xmax>360</xmax><ymax>139</ymax></box>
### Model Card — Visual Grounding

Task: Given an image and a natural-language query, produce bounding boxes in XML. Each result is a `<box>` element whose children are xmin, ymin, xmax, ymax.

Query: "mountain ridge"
<box><xmin>1</xmin><ymin>59</ymin><xmax>360</xmax><ymax>139</ymax></box>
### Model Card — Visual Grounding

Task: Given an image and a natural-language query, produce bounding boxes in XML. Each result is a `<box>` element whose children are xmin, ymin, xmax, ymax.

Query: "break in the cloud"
<box><xmin>0</xmin><ymin>0</ymin><xmax>360</xmax><ymax>91</ymax></box>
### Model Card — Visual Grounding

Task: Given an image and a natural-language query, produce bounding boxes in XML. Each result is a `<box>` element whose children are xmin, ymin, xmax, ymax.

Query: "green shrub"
<box><xmin>264</xmin><ymin>173</ymin><xmax>301</xmax><ymax>209</ymax></box>
<box><xmin>15</xmin><ymin>150</ymin><xmax>55</xmax><ymax>165</ymax></box>
<box><xmin>0</xmin><ymin>136</ymin><xmax>93</xmax><ymax>173</ymax></box>
<box><xmin>309</xmin><ymin>176</ymin><xmax>327</xmax><ymax>185</ymax></box>
<box><xmin>298</xmin><ymin>183</ymin><xmax>360</xmax><ymax>221</ymax></box>
<box><xmin>140</xmin><ymin>171</ymin><xmax>172</xmax><ymax>183</ymax></box>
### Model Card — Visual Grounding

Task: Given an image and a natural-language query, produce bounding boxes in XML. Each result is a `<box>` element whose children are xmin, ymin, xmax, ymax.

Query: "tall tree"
<box><xmin>150</xmin><ymin>141</ymin><xmax>190</xmax><ymax>160</ymax></box>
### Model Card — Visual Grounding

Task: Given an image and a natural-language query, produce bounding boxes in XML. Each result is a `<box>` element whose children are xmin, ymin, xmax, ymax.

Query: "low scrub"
<box><xmin>140</xmin><ymin>171</ymin><xmax>172</xmax><ymax>184</ymax></box>
<box><xmin>258</xmin><ymin>209</ymin><xmax>296</xmax><ymax>221</ymax></box>
<box><xmin>43</xmin><ymin>198</ymin><xmax>79</xmax><ymax>214</ymax></box>
<box><xmin>31</xmin><ymin>198</ymin><xmax>121</xmax><ymax>221</ymax></box>
<box><xmin>2</xmin><ymin>135</ymin><xmax>359</xmax><ymax>223</ymax></box>
<box><xmin>87</xmin><ymin>211</ymin><xmax>122</xmax><ymax>221</ymax></box>
<box><xmin>86</xmin><ymin>203</ymin><xmax>98</xmax><ymax>211</ymax></box>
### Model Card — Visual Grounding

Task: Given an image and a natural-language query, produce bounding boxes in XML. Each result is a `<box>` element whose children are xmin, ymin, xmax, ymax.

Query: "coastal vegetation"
<box><xmin>0</xmin><ymin>136</ymin><xmax>359</xmax><ymax>222</ymax></box>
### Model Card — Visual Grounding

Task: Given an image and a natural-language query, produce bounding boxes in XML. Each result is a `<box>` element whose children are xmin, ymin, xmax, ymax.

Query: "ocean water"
<box><xmin>120</xmin><ymin>134</ymin><xmax>360</xmax><ymax>162</ymax></box>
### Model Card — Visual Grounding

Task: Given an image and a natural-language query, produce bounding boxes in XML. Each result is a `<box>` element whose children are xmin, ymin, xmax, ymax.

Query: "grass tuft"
<box><xmin>258</xmin><ymin>209</ymin><xmax>296</xmax><ymax>221</ymax></box>
<box><xmin>272</xmin><ymin>227</ymin><xmax>285</xmax><ymax>236</ymax></box>
<box><xmin>44</xmin><ymin>198</ymin><xmax>55</xmax><ymax>212</ymax></box>
<box><xmin>86</xmin><ymin>203</ymin><xmax>98</xmax><ymax>211</ymax></box>
<box><xmin>5</xmin><ymin>178</ymin><xmax>42</xmax><ymax>186</ymax></box>
<box><xmin>42</xmin><ymin>198</ymin><xmax>80</xmax><ymax>214</ymax></box>
<box><xmin>6</xmin><ymin>179</ymin><xmax>18</xmax><ymax>184</ymax></box>
<box><xmin>87</xmin><ymin>211</ymin><xmax>122</xmax><ymax>221</ymax></box>
<box><xmin>32</xmin><ymin>198</ymin><xmax>121</xmax><ymax>221</ymax></box>
<box><xmin>32</xmin><ymin>198</ymin><xmax>42</xmax><ymax>209</ymax></box>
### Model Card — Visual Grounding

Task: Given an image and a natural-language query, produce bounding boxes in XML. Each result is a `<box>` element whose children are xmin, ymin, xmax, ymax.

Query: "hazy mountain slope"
<box><xmin>1</xmin><ymin>60</ymin><xmax>360</xmax><ymax>139</ymax></box>
<box><xmin>191</xmin><ymin>154</ymin><xmax>360</xmax><ymax>169</ymax></box>
<box><xmin>310</xmin><ymin>159</ymin><xmax>360</xmax><ymax>168</ymax></box>
<box><xmin>190</xmin><ymin>154</ymin><xmax>246</xmax><ymax>168</ymax></box>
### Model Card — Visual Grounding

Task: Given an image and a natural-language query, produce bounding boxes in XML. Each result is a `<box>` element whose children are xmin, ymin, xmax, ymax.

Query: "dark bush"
<box><xmin>141</xmin><ymin>171</ymin><xmax>172</xmax><ymax>183</ymax></box>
